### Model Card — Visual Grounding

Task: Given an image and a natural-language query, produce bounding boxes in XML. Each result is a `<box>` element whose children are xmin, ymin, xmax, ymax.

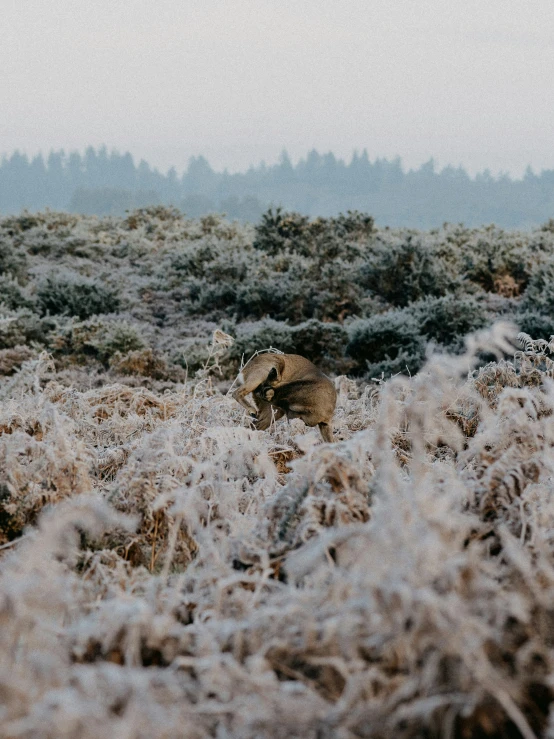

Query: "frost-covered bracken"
<box><xmin>1</xmin><ymin>321</ymin><xmax>554</xmax><ymax>737</ymax></box>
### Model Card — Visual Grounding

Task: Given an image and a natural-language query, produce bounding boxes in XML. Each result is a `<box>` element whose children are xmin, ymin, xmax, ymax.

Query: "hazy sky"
<box><xmin>3</xmin><ymin>0</ymin><xmax>554</xmax><ymax>176</ymax></box>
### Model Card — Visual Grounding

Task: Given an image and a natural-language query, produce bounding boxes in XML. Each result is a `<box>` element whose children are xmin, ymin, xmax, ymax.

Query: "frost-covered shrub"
<box><xmin>84</xmin><ymin>321</ymin><xmax>147</xmax><ymax>362</ymax></box>
<box><xmin>124</xmin><ymin>205</ymin><xmax>183</xmax><ymax>230</ymax></box>
<box><xmin>164</xmin><ymin>242</ymin><xmax>249</xmax><ymax>284</ymax></box>
<box><xmin>515</xmin><ymin>309</ymin><xmax>554</xmax><ymax>340</ymax></box>
<box><xmin>1</xmin><ymin>209</ymin><xmax>554</xmax><ymax>396</ymax></box>
<box><xmin>345</xmin><ymin>295</ymin><xmax>489</xmax><ymax>379</ymax></box>
<box><xmin>253</xmin><ymin>209</ymin><xmax>315</xmax><ymax>256</ymax></box>
<box><xmin>519</xmin><ymin>258</ymin><xmax>554</xmax><ymax>313</ymax></box>
<box><xmin>187</xmin><ymin>267</ymin><xmax>364</xmax><ymax>324</ymax></box>
<box><xmin>37</xmin><ymin>273</ymin><xmax>120</xmax><ymax>319</ymax></box>
<box><xmin>176</xmin><ymin>339</ymin><xmax>214</xmax><ymax>375</ymax></box>
<box><xmin>165</xmin><ymin>242</ymin><xmax>220</xmax><ymax>280</ymax></box>
<box><xmin>359</xmin><ymin>234</ymin><xmax>459</xmax><ymax>306</ymax></box>
<box><xmin>413</xmin><ymin>294</ymin><xmax>489</xmax><ymax>349</ymax></box>
<box><xmin>51</xmin><ymin>319</ymin><xmax>146</xmax><ymax>365</ymax></box>
<box><xmin>461</xmin><ymin>225</ymin><xmax>546</xmax><ymax>294</ymax></box>
<box><xmin>0</xmin><ymin>233</ymin><xmax>28</xmax><ymax>279</ymax></box>
<box><xmin>187</xmin><ymin>280</ymin><xmax>239</xmax><ymax>316</ymax></box>
<box><xmin>0</xmin><ymin>273</ymin><xmax>34</xmax><ymax>310</ymax></box>
<box><xmin>253</xmin><ymin>207</ymin><xmax>374</xmax><ymax>259</ymax></box>
<box><xmin>0</xmin><ymin>211</ymin><xmax>41</xmax><ymax>233</ymax></box>
<box><xmin>302</xmin><ymin>261</ymin><xmax>366</xmax><ymax>321</ymax></box>
<box><xmin>346</xmin><ymin>311</ymin><xmax>426</xmax><ymax>377</ymax></box>
<box><xmin>0</xmin><ymin>345</ymin><xmax>35</xmax><ymax>375</ymax></box>
<box><xmin>0</xmin><ymin>307</ymin><xmax>51</xmax><ymax>349</ymax></box>
<box><xmin>110</xmin><ymin>348</ymin><xmax>184</xmax><ymax>382</ymax></box>
<box><xmin>234</xmin><ymin>277</ymin><xmax>307</xmax><ymax>321</ymax></box>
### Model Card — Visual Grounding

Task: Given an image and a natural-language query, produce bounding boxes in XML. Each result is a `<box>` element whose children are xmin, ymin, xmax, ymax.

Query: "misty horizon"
<box><xmin>2</xmin><ymin>145</ymin><xmax>552</xmax><ymax>182</ymax></box>
<box><xmin>3</xmin><ymin>143</ymin><xmax>554</xmax><ymax>229</ymax></box>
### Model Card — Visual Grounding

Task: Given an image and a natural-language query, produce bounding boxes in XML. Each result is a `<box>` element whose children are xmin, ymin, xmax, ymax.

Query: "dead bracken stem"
<box><xmin>149</xmin><ymin>512</ymin><xmax>160</xmax><ymax>573</ymax></box>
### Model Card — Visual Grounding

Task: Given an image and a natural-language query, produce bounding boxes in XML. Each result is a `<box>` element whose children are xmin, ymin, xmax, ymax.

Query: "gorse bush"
<box><xmin>460</xmin><ymin>225</ymin><xmax>543</xmax><ymax>294</ymax></box>
<box><xmin>0</xmin><ymin>232</ymin><xmax>28</xmax><ymax>279</ymax></box>
<box><xmin>346</xmin><ymin>296</ymin><xmax>490</xmax><ymax>378</ymax></box>
<box><xmin>51</xmin><ymin>318</ymin><xmax>146</xmax><ymax>365</ymax></box>
<box><xmin>37</xmin><ymin>273</ymin><xmax>120</xmax><ymax>319</ymax></box>
<box><xmin>0</xmin><ymin>207</ymin><xmax>554</xmax><ymax>387</ymax></box>
<box><xmin>515</xmin><ymin>308</ymin><xmax>554</xmax><ymax>340</ymax></box>
<box><xmin>413</xmin><ymin>293</ymin><xmax>489</xmax><ymax>349</ymax></box>
<box><xmin>0</xmin><ymin>307</ymin><xmax>52</xmax><ymax>350</ymax></box>
<box><xmin>0</xmin><ymin>273</ymin><xmax>33</xmax><ymax>310</ymax></box>
<box><xmin>359</xmin><ymin>234</ymin><xmax>460</xmax><ymax>306</ymax></box>
<box><xmin>520</xmin><ymin>258</ymin><xmax>554</xmax><ymax>313</ymax></box>
<box><xmin>346</xmin><ymin>311</ymin><xmax>427</xmax><ymax>377</ymax></box>
<box><xmin>253</xmin><ymin>207</ymin><xmax>374</xmax><ymax>259</ymax></box>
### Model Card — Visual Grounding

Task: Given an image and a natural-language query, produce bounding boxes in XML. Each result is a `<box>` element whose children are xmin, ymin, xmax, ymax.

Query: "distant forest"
<box><xmin>1</xmin><ymin>146</ymin><xmax>554</xmax><ymax>228</ymax></box>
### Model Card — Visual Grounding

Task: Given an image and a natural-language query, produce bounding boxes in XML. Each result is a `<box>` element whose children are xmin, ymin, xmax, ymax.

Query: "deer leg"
<box><xmin>318</xmin><ymin>422</ymin><xmax>335</xmax><ymax>443</ymax></box>
<box><xmin>232</xmin><ymin>366</ymin><xmax>275</xmax><ymax>414</ymax></box>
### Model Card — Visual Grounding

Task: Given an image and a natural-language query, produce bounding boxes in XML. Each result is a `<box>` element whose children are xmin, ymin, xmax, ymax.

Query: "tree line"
<box><xmin>1</xmin><ymin>146</ymin><xmax>554</xmax><ymax>228</ymax></box>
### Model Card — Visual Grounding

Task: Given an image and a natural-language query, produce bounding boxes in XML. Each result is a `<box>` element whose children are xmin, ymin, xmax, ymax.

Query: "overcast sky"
<box><xmin>2</xmin><ymin>0</ymin><xmax>554</xmax><ymax>177</ymax></box>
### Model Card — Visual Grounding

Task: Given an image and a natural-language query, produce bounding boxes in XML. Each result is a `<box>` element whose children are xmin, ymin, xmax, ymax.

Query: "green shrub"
<box><xmin>0</xmin><ymin>234</ymin><xmax>28</xmax><ymax>280</ymax></box>
<box><xmin>253</xmin><ymin>208</ymin><xmax>374</xmax><ymax>260</ymax></box>
<box><xmin>175</xmin><ymin>340</ymin><xmax>214</xmax><ymax>376</ymax></box>
<box><xmin>1</xmin><ymin>212</ymin><xmax>40</xmax><ymax>233</ymax></box>
<box><xmin>287</xmin><ymin>320</ymin><xmax>349</xmax><ymax>367</ymax></box>
<box><xmin>346</xmin><ymin>311</ymin><xmax>426</xmax><ymax>378</ymax></box>
<box><xmin>515</xmin><ymin>310</ymin><xmax>554</xmax><ymax>340</ymax></box>
<box><xmin>166</xmin><ymin>242</ymin><xmax>220</xmax><ymax>280</ymax></box>
<box><xmin>253</xmin><ymin>209</ymin><xmax>312</xmax><ymax>256</ymax></box>
<box><xmin>359</xmin><ymin>236</ymin><xmax>458</xmax><ymax>306</ymax></box>
<box><xmin>188</xmin><ymin>281</ymin><xmax>239</xmax><ymax>316</ymax></box>
<box><xmin>94</xmin><ymin>321</ymin><xmax>146</xmax><ymax>361</ymax></box>
<box><xmin>37</xmin><ymin>273</ymin><xmax>120</xmax><ymax>319</ymax></box>
<box><xmin>413</xmin><ymin>294</ymin><xmax>488</xmax><ymax>350</ymax></box>
<box><xmin>234</xmin><ymin>277</ymin><xmax>307</xmax><ymax>322</ymax></box>
<box><xmin>345</xmin><ymin>296</ymin><xmax>489</xmax><ymax>378</ymax></box>
<box><xmin>0</xmin><ymin>274</ymin><xmax>34</xmax><ymax>310</ymax></box>
<box><xmin>460</xmin><ymin>227</ymin><xmax>543</xmax><ymax>294</ymax></box>
<box><xmin>195</xmin><ymin>266</ymin><xmax>364</xmax><ymax>324</ymax></box>
<box><xmin>519</xmin><ymin>259</ymin><xmax>554</xmax><ymax>313</ymax></box>
<box><xmin>124</xmin><ymin>206</ymin><xmax>183</xmax><ymax>230</ymax></box>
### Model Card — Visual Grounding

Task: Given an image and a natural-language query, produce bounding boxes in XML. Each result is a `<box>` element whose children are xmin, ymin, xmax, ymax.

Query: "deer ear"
<box><xmin>267</xmin><ymin>367</ymin><xmax>278</xmax><ymax>382</ymax></box>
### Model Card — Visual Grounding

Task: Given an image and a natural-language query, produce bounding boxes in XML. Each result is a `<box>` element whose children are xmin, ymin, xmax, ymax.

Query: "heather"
<box><xmin>1</xmin><ymin>207</ymin><xmax>554</xmax><ymax>383</ymax></box>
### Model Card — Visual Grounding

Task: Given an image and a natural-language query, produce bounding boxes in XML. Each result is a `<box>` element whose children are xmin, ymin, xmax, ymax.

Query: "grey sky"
<box><xmin>2</xmin><ymin>0</ymin><xmax>554</xmax><ymax>176</ymax></box>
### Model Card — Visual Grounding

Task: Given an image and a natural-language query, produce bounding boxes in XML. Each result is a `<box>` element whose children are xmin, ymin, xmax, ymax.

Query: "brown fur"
<box><xmin>232</xmin><ymin>353</ymin><xmax>337</xmax><ymax>442</ymax></box>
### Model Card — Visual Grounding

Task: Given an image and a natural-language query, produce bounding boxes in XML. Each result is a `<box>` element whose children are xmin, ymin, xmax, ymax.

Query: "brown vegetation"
<box><xmin>1</xmin><ymin>325</ymin><xmax>554</xmax><ymax>737</ymax></box>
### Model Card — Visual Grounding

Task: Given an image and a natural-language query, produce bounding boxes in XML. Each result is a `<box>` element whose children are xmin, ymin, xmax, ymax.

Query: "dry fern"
<box><xmin>2</xmin><ymin>324</ymin><xmax>554</xmax><ymax>737</ymax></box>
